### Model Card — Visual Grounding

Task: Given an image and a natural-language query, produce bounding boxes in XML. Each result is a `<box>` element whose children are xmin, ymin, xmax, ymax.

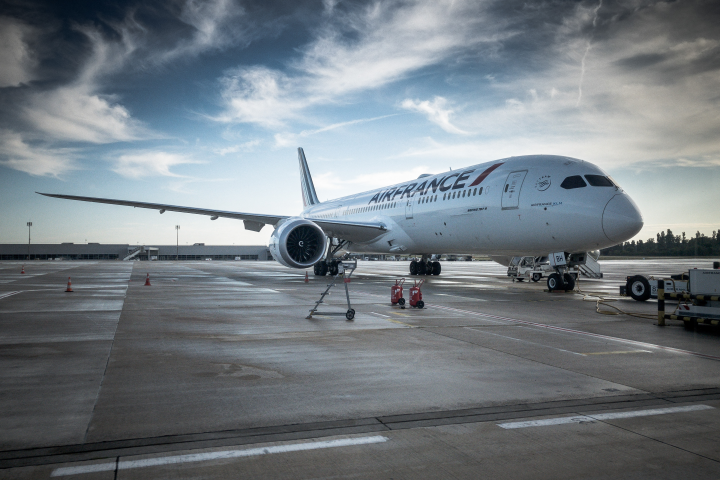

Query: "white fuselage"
<box><xmin>300</xmin><ymin>155</ymin><xmax>643</xmax><ymax>257</ymax></box>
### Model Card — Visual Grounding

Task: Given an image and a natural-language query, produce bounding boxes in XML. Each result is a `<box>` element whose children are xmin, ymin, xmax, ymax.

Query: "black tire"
<box><xmin>532</xmin><ymin>273</ymin><xmax>542</xmax><ymax>282</ymax></box>
<box><xmin>418</xmin><ymin>261</ymin><xmax>427</xmax><ymax>275</ymax></box>
<box><xmin>432</xmin><ymin>261</ymin><xmax>441</xmax><ymax>275</ymax></box>
<box><xmin>416</xmin><ymin>300</ymin><xmax>424</xmax><ymax>309</ymax></box>
<box><xmin>547</xmin><ymin>273</ymin><xmax>565</xmax><ymax>291</ymax></box>
<box><xmin>563</xmin><ymin>273</ymin><xmax>576</xmax><ymax>291</ymax></box>
<box><xmin>409</xmin><ymin>260</ymin><xmax>418</xmax><ymax>275</ymax></box>
<box><xmin>398</xmin><ymin>298</ymin><xmax>405</xmax><ymax>306</ymax></box>
<box><xmin>627</xmin><ymin>276</ymin><xmax>651</xmax><ymax>301</ymax></box>
<box><xmin>329</xmin><ymin>261</ymin><xmax>339</xmax><ymax>276</ymax></box>
<box><xmin>346</xmin><ymin>309</ymin><xmax>355</xmax><ymax>321</ymax></box>
<box><xmin>516</xmin><ymin>278</ymin><xmax>524</xmax><ymax>282</ymax></box>
<box><xmin>318</xmin><ymin>262</ymin><xmax>328</xmax><ymax>276</ymax></box>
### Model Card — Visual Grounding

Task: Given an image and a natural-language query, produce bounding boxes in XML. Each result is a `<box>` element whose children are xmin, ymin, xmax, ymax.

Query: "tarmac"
<box><xmin>0</xmin><ymin>258</ymin><xmax>719</xmax><ymax>479</ymax></box>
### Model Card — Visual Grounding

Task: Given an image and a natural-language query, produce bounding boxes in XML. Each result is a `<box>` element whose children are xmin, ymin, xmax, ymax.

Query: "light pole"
<box><xmin>26</xmin><ymin>222</ymin><xmax>32</xmax><ymax>260</ymax></box>
<box><xmin>175</xmin><ymin>225</ymin><xmax>180</xmax><ymax>260</ymax></box>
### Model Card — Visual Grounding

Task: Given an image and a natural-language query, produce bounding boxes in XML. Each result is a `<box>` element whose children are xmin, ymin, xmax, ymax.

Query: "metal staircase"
<box><xmin>123</xmin><ymin>246</ymin><xmax>144</xmax><ymax>261</ymax></box>
<box><xmin>579</xmin><ymin>251</ymin><xmax>603</xmax><ymax>278</ymax></box>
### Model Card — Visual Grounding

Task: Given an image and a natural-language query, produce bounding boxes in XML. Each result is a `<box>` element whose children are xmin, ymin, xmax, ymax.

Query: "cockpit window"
<box><xmin>560</xmin><ymin>175</ymin><xmax>587</xmax><ymax>189</ymax></box>
<box><xmin>584</xmin><ymin>175</ymin><xmax>614</xmax><ymax>187</ymax></box>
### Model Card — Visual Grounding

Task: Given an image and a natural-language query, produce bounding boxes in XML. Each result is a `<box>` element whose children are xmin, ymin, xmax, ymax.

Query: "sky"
<box><xmin>0</xmin><ymin>0</ymin><xmax>718</xmax><ymax>247</ymax></box>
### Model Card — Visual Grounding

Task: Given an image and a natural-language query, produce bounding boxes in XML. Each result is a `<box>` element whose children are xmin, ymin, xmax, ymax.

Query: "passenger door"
<box><xmin>501</xmin><ymin>170</ymin><xmax>528</xmax><ymax>210</ymax></box>
<box><xmin>405</xmin><ymin>198</ymin><xmax>414</xmax><ymax>219</ymax></box>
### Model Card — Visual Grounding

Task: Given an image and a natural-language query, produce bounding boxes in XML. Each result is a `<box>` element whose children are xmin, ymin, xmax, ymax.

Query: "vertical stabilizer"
<box><xmin>298</xmin><ymin>148</ymin><xmax>320</xmax><ymax>207</ymax></box>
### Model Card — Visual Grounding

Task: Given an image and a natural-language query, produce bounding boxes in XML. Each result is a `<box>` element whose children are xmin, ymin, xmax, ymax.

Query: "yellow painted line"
<box><xmin>390</xmin><ymin>311</ymin><xmax>409</xmax><ymax>317</ymax></box>
<box><xmin>581</xmin><ymin>350</ymin><xmax>652</xmax><ymax>355</ymax></box>
<box><xmin>386</xmin><ymin>318</ymin><xmax>415</xmax><ymax>327</ymax></box>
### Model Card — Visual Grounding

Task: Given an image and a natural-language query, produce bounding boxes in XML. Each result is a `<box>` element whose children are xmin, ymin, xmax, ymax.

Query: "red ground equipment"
<box><xmin>409</xmin><ymin>279</ymin><xmax>425</xmax><ymax>309</ymax></box>
<box><xmin>391</xmin><ymin>278</ymin><xmax>406</xmax><ymax>306</ymax></box>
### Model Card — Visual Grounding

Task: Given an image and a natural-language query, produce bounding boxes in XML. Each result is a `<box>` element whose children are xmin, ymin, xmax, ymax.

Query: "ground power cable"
<box><xmin>572</xmin><ymin>275</ymin><xmax>664</xmax><ymax>320</ymax></box>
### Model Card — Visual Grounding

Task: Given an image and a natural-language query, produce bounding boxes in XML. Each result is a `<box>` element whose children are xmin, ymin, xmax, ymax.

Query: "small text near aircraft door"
<box><xmin>405</xmin><ymin>199</ymin><xmax>414</xmax><ymax>219</ymax></box>
<box><xmin>502</xmin><ymin>170</ymin><xmax>528</xmax><ymax>210</ymax></box>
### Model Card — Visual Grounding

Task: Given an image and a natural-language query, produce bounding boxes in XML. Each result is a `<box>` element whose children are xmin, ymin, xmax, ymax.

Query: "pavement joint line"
<box><xmin>424</xmin><ymin>303</ymin><xmax>720</xmax><ymax>361</ymax></box>
<box><xmin>0</xmin><ymin>291</ymin><xmax>22</xmax><ymax>300</ymax></box>
<box><xmin>49</xmin><ymin>436</ymin><xmax>389</xmax><ymax>477</ymax></box>
<box><xmin>496</xmin><ymin>404</ymin><xmax>715</xmax><ymax>429</ymax></box>
<box><xmin>2</xmin><ymin>389</ymin><xmax>718</xmax><ymax>469</ymax></box>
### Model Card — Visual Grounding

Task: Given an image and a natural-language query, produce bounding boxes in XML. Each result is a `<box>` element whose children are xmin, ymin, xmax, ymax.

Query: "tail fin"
<box><xmin>298</xmin><ymin>148</ymin><xmax>319</xmax><ymax>207</ymax></box>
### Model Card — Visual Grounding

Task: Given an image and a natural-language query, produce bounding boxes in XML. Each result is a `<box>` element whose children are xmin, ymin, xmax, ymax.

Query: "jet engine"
<box><xmin>268</xmin><ymin>218</ymin><xmax>327</xmax><ymax>269</ymax></box>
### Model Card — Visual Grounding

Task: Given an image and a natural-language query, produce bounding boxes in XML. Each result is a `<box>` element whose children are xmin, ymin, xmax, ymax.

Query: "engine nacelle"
<box><xmin>269</xmin><ymin>217</ymin><xmax>328</xmax><ymax>269</ymax></box>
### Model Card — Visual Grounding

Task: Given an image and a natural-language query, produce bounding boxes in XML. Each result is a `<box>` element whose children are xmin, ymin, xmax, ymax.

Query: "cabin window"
<box><xmin>462</xmin><ymin>191</ymin><xmax>466</xmax><ymax>198</ymax></box>
<box><xmin>584</xmin><ymin>175</ymin><xmax>614</xmax><ymax>187</ymax></box>
<box><xmin>560</xmin><ymin>175</ymin><xmax>587</xmax><ymax>189</ymax></box>
<box><xmin>479</xmin><ymin>187</ymin><xmax>483</xmax><ymax>195</ymax></box>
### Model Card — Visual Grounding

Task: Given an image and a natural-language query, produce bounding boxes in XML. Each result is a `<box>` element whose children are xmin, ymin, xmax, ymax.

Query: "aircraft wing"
<box><xmin>308</xmin><ymin>218</ymin><xmax>387</xmax><ymax>243</ymax></box>
<box><xmin>37</xmin><ymin>193</ymin><xmax>287</xmax><ymax>232</ymax></box>
<box><xmin>37</xmin><ymin>192</ymin><xmax>389</xmax><ymax>241</ymax></box>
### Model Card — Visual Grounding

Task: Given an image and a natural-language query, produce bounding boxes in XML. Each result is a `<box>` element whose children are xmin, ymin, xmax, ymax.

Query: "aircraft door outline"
<box><xmin>501</xmin><ymin>170</ymin><xmax>528</xmax><ymax>210</ymax></box>
<box><xmin>405</xmin><ymin>198</ymin><xmax>414</xmax><ymax>219</ymax></box>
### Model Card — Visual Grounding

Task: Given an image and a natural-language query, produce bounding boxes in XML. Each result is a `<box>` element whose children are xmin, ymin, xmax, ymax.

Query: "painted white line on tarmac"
<box><xmin>0</xmin><ymin>291</ymin><xmax>21</xmax><ymax>300</ymax></box>
<box><xmin>497</xmin><ymin>404</ymin><xmax>714</xmax><ymax>429</ymax></box>
<box><xmin>51</xmin><ymin>435</ymin><xmax>389</xmax><ymax>476</ymax></box>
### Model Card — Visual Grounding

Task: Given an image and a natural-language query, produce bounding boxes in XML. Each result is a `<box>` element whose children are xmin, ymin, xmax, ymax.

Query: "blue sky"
<box><xmin>1</xmin><ymin>0</ymin><xmax>718</xmax><ymax>246</ymax></box>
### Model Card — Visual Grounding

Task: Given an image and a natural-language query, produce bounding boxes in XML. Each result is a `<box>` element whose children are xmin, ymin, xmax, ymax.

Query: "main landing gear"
<box><xmin>313</xmin><ymin>240</ymin><xmax>346</xmax><ymax>277</ymax></box>
<box><xmin>409</xmin><ymin>258</ymin><xmax>441</xmax><ymax>276</ymax></box>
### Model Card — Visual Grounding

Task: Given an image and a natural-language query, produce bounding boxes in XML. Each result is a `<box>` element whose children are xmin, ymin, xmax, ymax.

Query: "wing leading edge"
<box><xmin>37</xmin><ymin>192</ymin><xmax>287</xmax><ymax>232</ymax></box>
<box><xmin>37</xmin><ymin>192</ymin><xmax>389</xmax><ymax>241</ymax></box>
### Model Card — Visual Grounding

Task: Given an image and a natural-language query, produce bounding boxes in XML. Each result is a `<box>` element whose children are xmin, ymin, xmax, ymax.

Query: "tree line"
<box><xmin>601</xmin><ymin>229</ymin><xmax>720</xmax><ymax>256</ymax></box>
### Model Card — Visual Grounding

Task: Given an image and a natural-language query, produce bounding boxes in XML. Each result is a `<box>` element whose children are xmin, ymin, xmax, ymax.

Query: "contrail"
<box><xmin>577</xmin><ymin>0</ymin><xmax>603</xmax><ymax>107</ymax></box>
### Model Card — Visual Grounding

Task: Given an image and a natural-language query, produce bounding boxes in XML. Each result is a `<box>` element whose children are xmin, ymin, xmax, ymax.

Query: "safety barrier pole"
<box><xmin>657</xmin><ymin>281</ymin><xmax>665</xmax><ymax>326</ymax></box>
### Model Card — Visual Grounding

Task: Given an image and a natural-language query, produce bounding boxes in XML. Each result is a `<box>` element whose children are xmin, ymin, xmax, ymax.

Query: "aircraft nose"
<box><xmin>602</xmin><ymin>194</ymin><xmax>643</xmax><ymax>243</ymax></box>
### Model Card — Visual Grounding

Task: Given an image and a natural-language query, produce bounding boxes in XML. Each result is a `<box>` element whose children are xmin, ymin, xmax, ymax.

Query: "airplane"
<box><xmin>39</xmin><ymin>148</ymin><xmax>643</xmax><ymax>291</ymax></box>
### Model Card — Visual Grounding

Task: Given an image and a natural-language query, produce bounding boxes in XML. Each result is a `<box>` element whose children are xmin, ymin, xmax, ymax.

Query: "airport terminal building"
<box><xmin>0</xmin><ymin>244</ymin><xmax>272</xmax><ymax>261</ymax></box>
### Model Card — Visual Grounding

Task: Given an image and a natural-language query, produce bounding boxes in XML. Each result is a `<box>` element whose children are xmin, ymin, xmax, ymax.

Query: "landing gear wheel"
<box><xmin>417</xmin><ymin>261</ymin><xmax>427</xmax><ymax>275</ymax></box>
<box><xmin>532</xmin><ymin>273</ymin><xmax>542</xmax><ymax>282</ymax></box>
<box><xmin>329</xmin><ymin>261</ymin><xmax>339</xmax><ymax>276</ymax></box>
<box><xmin>346</xmin><ymin>309</ymin><xmax>355</xmax><ymax>321</ymax></box>
<box><xmin>432</xmin><ymin>261</ymin><xmax>441</xmax><ymax>275</ymax></box>
<box><xmin>317</xmin><ymin>262</ymin><xmax>328</xmax><ymax>276</ymax></box>
<box><xmin>627</xmin><ymin>276</ymin><xmax>651</xmax><ymax>302</ymax></box>
<box><xmin>398</xmin><ymin>298</ymin><xmax>405</xmax><ymax>306</ymax></box>
<box><xmin>547</xmin><ymin>273</ymin><xmax>565</xmax><ymax>292</ymax></box>
<box><xmin>313</xmin><ymin>263</ymin><xmax>320</xmax><ymax>275</ymax></box>
<box><xmin>409</xmin><ymin>260</ymin><xmax>418</xmax><ymax>275</ymax></box>
<box><xmin>416</xmin><ymin>300</ymin><xmax>424</xmax><ymax>309</ymax></box>
<box><xmin>563</xmin><ymin>273</ymin><xmax>576</xmax><ymax>291</ymax></box>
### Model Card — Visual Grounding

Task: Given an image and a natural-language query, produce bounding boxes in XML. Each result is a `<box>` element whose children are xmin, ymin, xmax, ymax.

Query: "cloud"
<box><xmin>401</xmin><ymin>97</ymin><xmax>469</xmax><ymax>134</ymax></box>
<box><xmin>274</xmin><ymin>114</ymin><xmax>398</xmax><ymax>147</ymax></box>
<box><xmin>158</xmin><ymin>0</ymin><xmax>251</xmax><ymax>63</ymax></box>
<box><xmin>0</xmin><ymin>130</ymin><xmax>77</xmax><ymax>177</ymax></box>
<box><xmin>0</xmin><ymin>17</ymin><xmax>35</xmax><ymax>87</ymax></box>
<box><xmin>25</xmin><ymin>86</ymin><xmax>147</xmax><ymax>143</ymax></box>
<box><xmin>215</xmin><ymin>139</ymin><xmax>260</xmax><ymax>155</ymax></box>
<box><xmin>112</xmin><ymin>151</ymin><xmax>202</xmax><ymax>178</ymax></box>
<box><xmin>217</xmin><ymin>0</ymin><xmax>505</xmax><ymax>127</ymax></box>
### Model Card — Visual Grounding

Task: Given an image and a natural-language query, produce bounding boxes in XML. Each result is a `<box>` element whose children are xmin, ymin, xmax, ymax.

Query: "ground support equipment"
<box><xmin>307</xmin><ymin>260</ymin><xmax>357</xmax><ymax>320</ymax></box>
<box><xmin>391</xmin><ymin>278</ymin><xmax>406</xmax><ymax>306</ymax></box>
<box><xmin>658</xmin><ymin>283</ymin><xmax>720</xmax><ymax>330</ymax></box>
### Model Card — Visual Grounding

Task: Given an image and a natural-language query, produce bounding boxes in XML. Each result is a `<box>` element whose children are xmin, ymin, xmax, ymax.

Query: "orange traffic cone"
<box><xmin>21</xmin><ymin>265</ymin><xmax>25</xmax><ymax>274</ymax></box>
<box><xmin>144</xmin><ymin>273</ymin><xmax>151</xmax><ymax>286</ymax></box>
<box><xmin>304</xmin><ymin>271</ymin><xmax>309</xmax><ymax>283</ymax></box>
<box><xmin>65</xmin><ymin>277</ymin><xmax>73</xmax><ymax>292</ymax></box>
